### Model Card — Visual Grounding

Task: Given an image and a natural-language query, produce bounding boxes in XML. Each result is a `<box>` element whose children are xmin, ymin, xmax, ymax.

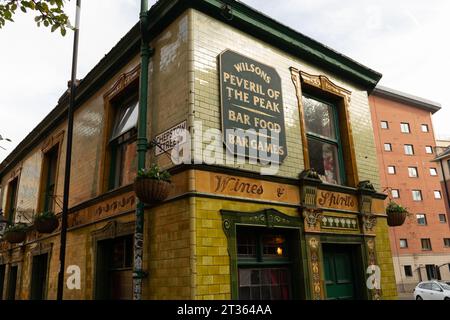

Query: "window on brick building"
<box><xmin>434</xmin><ymin>191</ymin><xmax>442</xmax><ymax>199</ymax></box>
<box><xmin>421</xmin><ymin>239</ymin><xmax>432</xmax><ymax>251</ymax></box>
<box><xmin>439</xmin><ymin>214</ymin><xmax>447</xmax><ymax>223</ymax></box>
<box><xmin>421</xmin><ymin>124</ymin><xmax>429</xmax><ymax>132</ymax></box>
<box><xmin>430</xmin><ymin>168</ymin><xmax>438</xmax><ymax>176</ymax></box>
<box><xmin>237</xmin><ymin>227</ymin><xmax>294</xmax><ymax>300</ymax></box>
<box><xmin>388</xmin><ymin>166</ymin><xmax>396</xmax><ymax>175</ymax></box>
<box><xmin>444</xmin><ymin>238</ymin><xmax>450</xmax><ymax>248</ymax></box>
<box><xmin>404</xmin><ymin>265</ymin><xmax>413</xmax><ymax>277</ymax></box>
<box><xmin>400</xmin><ymin>123</ymin><xmax>410</xmax><ymax>133</ymax></box>
<box><xmin>384</xmin><ymin>143</ymin><xmax>392</xmax><ymax>152</ymax></box>
<box><xmin>302</xmin><ymin>95</ymin><xmax>344</xmax><ymax>185</ymax></box>
<box><xmin>399</xmin><ymin>239</ymin><xmax>408</xmax><ymax>248</ymax></box>
<box><xmin>391</xmin><ymin>189</ymin><xmax>400</xmax><ymax>199</ymax></box>
<box><xmin>408</xmin><ymin>167</ymin><xmax>418</xmax><ymax>178</ymax></box>
<box><xmin>108</xmin><ymin>98</ymin><xmax>138</xmax><ymax>190</ymax></box>
<box><xmin>425</xmin><ymin>146</ymin><xmax>433</xmax><ymax>154</ymax></box>
<box><xmin>404</xmin><ymin>144</ymin><xmax>414</xmax><ymax>155</ymax></box>
<box><xmin>412</xmin><ymin>190</ymin><xmax>423</xmax><ymax>201</ymax></box>
<box><xmin>416</xmin><ymin>214</ymin><xmax>427</xmax><ymax>226</ymax></box>
<box><xmin>381</xmin><ymin>121</ymin><xmax>389</xmax><ymax>129</ymax></box>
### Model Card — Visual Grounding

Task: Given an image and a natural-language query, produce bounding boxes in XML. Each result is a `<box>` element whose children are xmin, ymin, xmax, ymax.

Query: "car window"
<box><xmin>438</xmin><ymin>282</ymin><xmax>450</xmax><ymax>290</ymax></box>
<box><xmin>421</xmin><ymin>283</ymin><xmax>432</xmax><ymax>290</ymax></box>
<box><xmin>431</xmin><ymin>283</ymin><xmax>442</xmax><ymax>291</ymax></box>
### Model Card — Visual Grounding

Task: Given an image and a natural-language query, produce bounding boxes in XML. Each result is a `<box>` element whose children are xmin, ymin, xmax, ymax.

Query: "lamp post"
<box><xmin>56</xmin><ymin>0</ymin><xmax>81</xmax><ymax>301</ymax></box>
<box><xmin>133</xmin><ymin>0</ymin><xmax>150</xmax><ymax>301</ymax></box>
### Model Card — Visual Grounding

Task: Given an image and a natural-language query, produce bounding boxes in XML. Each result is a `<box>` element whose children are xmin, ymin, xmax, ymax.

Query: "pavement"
<box><xmin>397</xmin><ymin>292</ymin><xmax>415</xmax><ymax>300</ymax></box>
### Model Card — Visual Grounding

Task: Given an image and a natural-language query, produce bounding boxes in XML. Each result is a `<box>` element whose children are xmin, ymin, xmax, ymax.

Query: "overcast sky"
<box><xmin>0</xmin><ymin>0</ymin><xmax>449</xmax><ymax>162</ymax></box>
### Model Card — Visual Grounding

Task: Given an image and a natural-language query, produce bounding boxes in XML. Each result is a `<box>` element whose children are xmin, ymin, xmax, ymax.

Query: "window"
<box><xmin>416</xmin><ymin>214</ymin><xmax>427</xmax><ymax>226</ymax></box>
<box><xmin>387</xmin><ymin>166</ymin><xmax>396</xmax><ymax>174</ymax></box>
<box><xmin>434</xmin><ymin>191</ymin><xmax>442</xmax><ymax>199</ymax></box>
<box><xmin>399</xmin><ymin>239</ymin><xmax>408</xmax><ymax>248</ymax></box>
<box><xmin>381</xmin><ymin>121</ymin><xmax>389</xmax><ymax>129</ymax></box>
<box><xmin>444</xmin><ymin>238</ymin><xmax>450</xmax><ymax>248</ymax></box>
<box><xmin>404</xmin><ymin>265</ymin><xmax>413</xmax><ymax>277</ymax></box>
<box><xmin>384</xmin><ymin>143</ymin><xmax>392</xmax><ymax>152</ymax></box>
<box><xmin>391</xmin><ymin>189</ymin><xmax>400</xmax><ymax>199</ymax></box>
<box><xmin>421</xmin><ymin>239</ymin><xmax>432</xmax><ymax>251</ymax></box>
<box><xmin>237</xmin><ymin>227</ymin><xmax>293</xmax><ymax>300</ymax></box>
<box><xmin>421</xmin><ymin>124</ymin><xmax>429</xmax><ymax>132</ymax></box>
<box><xmin>404</xmin><ymin>144</ymin><xmax>414</xmax><ymax>155</ymax></box>
<box><xmin>108</xmin><ymin>98</ymin><xmax>138</xmax><ymax>190</ymax></box>
<box><xmin>425</xmin><ymin>146</ymin><xmax>433</xmax><ymax>154</ymax></box>
<box><xmin>425</xmin><ymin>264</ymin><xmax>438</xmax><ymax>280</ymax></box>
<box><xmin>439</xmin><ymin>214</ymin><xmax>447</xmax><ymax>223</ymax></box>
<box><xmin>39</xmin><ymin>144</ymin><xmax>59</xmax><ymax>213</ymax></box>
<box><xmin>412</xmin><ymin>190</ymin><xmax>423</xmax><ymax>201</ymax></box>
<box><xmin>408</xmin><ymin>167</ymin><xmax>418</xmax><ymax>178</ymax></box>
<box><xmin>302</xmin><ymin>95</ymin><xmax>344</xmax><ymax>185</ymax></box>
<box><xmin>400</xmin><ymin>122</ymin><xmax>410</xmax><ymax>133</ymax></box>
<box><xmin>5</xmin><ymin>177</ymin><xmax>18</xmax><ymax>224</ymax></box>
<box><xmin>430</xmin><ymin>168</ymin><xmax>438</xmax><ymax>176</ymax></box>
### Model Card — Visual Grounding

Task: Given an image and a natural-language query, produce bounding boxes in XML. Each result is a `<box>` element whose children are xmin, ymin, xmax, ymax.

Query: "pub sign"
<box><xmin>219</xmin><ymin>50</ymin><xmax>287</xmax><ymax>163</ymax></box>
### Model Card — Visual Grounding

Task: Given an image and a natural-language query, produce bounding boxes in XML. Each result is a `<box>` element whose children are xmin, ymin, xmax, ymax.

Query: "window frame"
<box><xmin>404</xmin><ymin>144</ymin><xmax>414</xmax><ymax>155</ymax></box>
<box><xmin>400</xmin><ymin>122</ymin><xmax>411</xmax><ymax>133</ymax></box>
<box><xmin>4</xmin><ymin>175</ymin><xmax>20</xmax><ymax>224</ymax></box>
<box><xmin>384</xmin><ymin>143</ymin><xmax>392</xmax><ymax>152</ymax></box>
<box><xmin>438</xmin><ymin>214</ymin><xmax>447</xmax><ymax>223</ymax></box>
<box><xmin>404</xmin><ymin>265</ymin><xmax>413</xmax><ymax>277</ymax></box>
<box><xmin>100</xmin><ymin>65</ymin><xmax>140</xmax><ymax>193</ymax></box>
<box><xmin>291</xmin><ymin>68</ymin><xmax>359</xmax><ymax>187</ymax></box>
<box><xmin>444</xmin><ymin>238</ymin><xmax>450</xmax><ymax>248</ymax></box>
<box><xmin>387</xmin><ymin>166</ymin><xmax>396</xmax><ymax>175</ymax></box>
<box><xmin>399</xmin><ymin>239</ymin><xmax>408</xmax><ymax>248</ymax></box>
<box><xmin>391</xmin><ymin>189</ymin><xmax>400</xmax><ymax>199</ymax></box>
<box><xmin>429</xmin><ymin>168</ymin><xmax>438</xmax><ymax>176</ymax></box>
<box><xmin>421</xmin><ymin>124</ymin><xmax>429</xmax><ymax>132</ymax></box>
<box><xmin>416</xmin><ymin>214</ymin><xmax>427</xmax><ymax>226</ymax></box>
<box><xmin>434</xmin><ymin>191</ymin><xmax>442</xmax><ymax>199</ymax></box>
<box><xmin>421</xmin><ymin>238</ymin><xmax>432</xmax><ymax>251</ymax></box>
<box><xmin>408</xmin><ymin>167</ymin><xmax>418</xmax><ymax>178</ymax></box>
<box><xmin>412</xmin><ymin>190</ymin><xmax>423</xmax><ymax>201</ymax></box>
<box><xmin>380</xmin><ymin>121</ymin><xmax>389</xmax><ymax>129</ymax></box>
<box><xmin>425</xmin><ymin>146</ymin><xmax>433</xmax><ymax>154</ymax></box>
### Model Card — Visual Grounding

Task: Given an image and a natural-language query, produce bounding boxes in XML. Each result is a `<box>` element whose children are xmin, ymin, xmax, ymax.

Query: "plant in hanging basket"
<box><xmin>33</xmin><ymin>211</ymin><xmax>59</xmax><ymax>234</ymax></box>
<box><xmin>386</xmin><ymin>201</ymin><xmax>408</xmax><ymax>227</ymax></box>
<box><xmin>134</xmin><ymin>164</ymin><xmax>172</xmax><ymax>204</ymax></box>
<box><xmin>3</xmin><ymin>223</ymin><xmax>28</xmax><ymax>244</ymax></box>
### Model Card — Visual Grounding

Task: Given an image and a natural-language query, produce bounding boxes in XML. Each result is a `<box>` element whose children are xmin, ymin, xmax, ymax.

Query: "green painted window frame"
<box><xmin>220</xmin><ymin>209</ymin><xmax>307</xmax><ymax>300</ymax></box>
<box><xmin>302</xmin><ymin>93</ymin><xmax>346</xmax><ymax>186</ymax></box>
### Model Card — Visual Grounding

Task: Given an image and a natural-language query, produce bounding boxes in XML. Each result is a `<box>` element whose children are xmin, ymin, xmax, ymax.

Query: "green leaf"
<box><xmin>20</xmin><ymin>6</ymin><xmax>26</xmax><ymax>13</ymax></box>
<box><xmin>51</xmin><ymin>24</ymin><xmax>57</xmax><ymax>32</ymax></box>
<box><xmin>60</xmin><ymin>26</ymin><xmax>66</xmax><ymax>36</ymax></box>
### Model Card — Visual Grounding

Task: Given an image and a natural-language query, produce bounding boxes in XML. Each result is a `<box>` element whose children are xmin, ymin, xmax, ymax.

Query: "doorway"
<box><xmin>323</xmin><ymin>244</ymin><xmax>362</xmax><ymax>300</ymax></box>
<box><xmin>6</xmin><ymin>265</ymin><xmax>18</xmax><ymax>300</ymax></box>
<box><xmin>30</xmin><ymin>254</ymin><xmax>49</xmax><ymax>300</ymax></box>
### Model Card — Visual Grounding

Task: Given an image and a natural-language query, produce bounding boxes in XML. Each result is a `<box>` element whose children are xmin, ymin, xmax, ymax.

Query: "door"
<box><xmin>6</xmin><ymin>265</ymin><xmax>18</xmax><ymax>300</ymax></box>
<box><xmin>430</xmin><ymin>283</ymin><xmax>444</xmax><ymax>300</ymax></box>
<box><xmin>30</xmin><ymin>254</ymin><xmax>49</xmax><ymax>300</ymax></box>
<box><xmin>323</xmin><ymin>244</ymin><xmax>356</xmax><ymax>300</ymax></box>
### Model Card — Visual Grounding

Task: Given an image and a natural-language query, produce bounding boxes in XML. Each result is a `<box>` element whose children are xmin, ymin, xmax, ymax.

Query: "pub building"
<box><xmin>0</xmin><ymin>0</ymin><xmax>397</xmax><ymax>300</ymax></box>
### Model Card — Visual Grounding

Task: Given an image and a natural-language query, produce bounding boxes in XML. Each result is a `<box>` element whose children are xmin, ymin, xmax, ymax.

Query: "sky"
<box><xmin>0</xmin><ymin>0</ymin><xmax>449</xmax><ymax>162</ymax></box>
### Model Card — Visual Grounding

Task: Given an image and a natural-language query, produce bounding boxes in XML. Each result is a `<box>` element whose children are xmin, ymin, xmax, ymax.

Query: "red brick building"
<box><xmin>369</xmin><ymin>86</ymin><xmax>450</xmax><ymax>293</ymax></box>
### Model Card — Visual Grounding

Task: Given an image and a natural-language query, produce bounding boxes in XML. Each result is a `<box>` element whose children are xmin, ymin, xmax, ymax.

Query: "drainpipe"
<box><xmin>133</xmin><ymin>0</ymin><xmax>151</xmax><ymax>300</ymax></box>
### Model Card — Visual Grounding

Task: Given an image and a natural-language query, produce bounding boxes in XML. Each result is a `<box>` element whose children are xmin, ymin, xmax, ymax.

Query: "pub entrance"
<box><xmin>322</xmin><ymin>244</ymin><xmax>364</xmax><ymax>300</ymax></box>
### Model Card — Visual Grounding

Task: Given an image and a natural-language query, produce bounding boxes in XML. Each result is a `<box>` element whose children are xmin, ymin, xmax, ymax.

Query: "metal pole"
<box><xmin>133</xmin><ymin>0</ymin><xmax>150</xmax><ymax>300</ymax></box>
<box><xmin>56</xmin><ymin>0</ymin><xmax>81</xmax><ymax>301</ymax></box>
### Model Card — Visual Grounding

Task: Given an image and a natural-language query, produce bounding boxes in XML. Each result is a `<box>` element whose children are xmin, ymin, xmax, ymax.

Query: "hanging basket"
<box><xmin>34</xmin><ymin>217</ymin><xmax>59</xmax><ymax>234</ymax></box>
<box><xmin>3</xmin><ymin>231</ymin><xmax>27</xmax><ymax>244</ymax></box>
<box><xmin>386</xmin><ymin>210</ymin><xmax>407</xmax><ymax>227</ymax></box>
<box><xmin>133</xmin><ymin>178</ymin><xmax>171</xmax><ymax>204</ymax></box>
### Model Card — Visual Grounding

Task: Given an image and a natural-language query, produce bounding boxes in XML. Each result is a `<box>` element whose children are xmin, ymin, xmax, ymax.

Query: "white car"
<box><xmin>414</xmin><ymin>281</ymin><xmax>450</xmax><ymax>300</ymax></box>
